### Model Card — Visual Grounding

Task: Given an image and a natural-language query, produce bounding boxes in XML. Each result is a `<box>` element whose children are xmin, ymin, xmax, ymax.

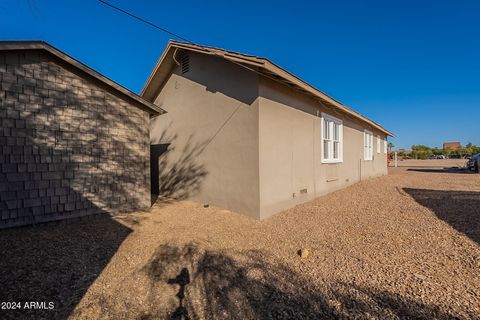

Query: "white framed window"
<box><xmin>384</xmin><ymin>138</ymin><xmax>388</xmax><ymax>154</ymax></box>
<box><xmin>364</xmin><ymin>130</ymin><xmax>373</xmax><ymax>160</ymax></box>
<box><xmin>376</xmin><ymin>135</ymin><xmax>381</xmax><ymax>153</ymax></box>
<box><xmin>321</xmin><ymin>113</ymin><xmax>343</xmax><ymax>163</ymax></box>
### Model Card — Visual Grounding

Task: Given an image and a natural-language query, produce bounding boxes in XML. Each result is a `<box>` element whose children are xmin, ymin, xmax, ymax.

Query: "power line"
<box><xmin>97</xmin><ymin>0</ymin><xmax>192</xmax><ymax>43</ymax></box>
<box><xmin>97</xmin><ymin>0</ymin><xmax>308</xmax><ymax>104</ymax></box>
<box><xmin>97</xmin><ymin>1</ymin><xmax>265</xmax><ymax>77</ymax></box>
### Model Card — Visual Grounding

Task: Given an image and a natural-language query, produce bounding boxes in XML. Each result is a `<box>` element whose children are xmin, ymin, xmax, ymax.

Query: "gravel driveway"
<box><xmin>1</xmin><ymin>160</ymin><xmax>479</xmax><ymax>319</ymax></box>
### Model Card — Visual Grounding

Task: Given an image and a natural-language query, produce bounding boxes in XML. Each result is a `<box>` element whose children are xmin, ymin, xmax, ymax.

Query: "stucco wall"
<box><xmin>258</xmin><ymin>77</ymin><xmax>388</xmax><ymax>218</ymax></box>
<box><xmin>149</xmin><ymin>52</ymin><xmax>388</xmax><ymax>219</ymax></box>
<box><xmin>0</xmin><ymin>50</ymin><xmax>151</xmax><ymax>228</ymax></box>
<box><xmin>150</xmin><ymin>52</ymin><xmax>261</xmax><ymax>218</ymax></box>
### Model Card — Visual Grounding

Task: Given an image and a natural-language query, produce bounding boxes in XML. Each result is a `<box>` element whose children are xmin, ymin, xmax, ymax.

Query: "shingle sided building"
<box><xmin>0</xmin><ymin>40</ymin><xmax>392</xmax><ymax>228</ymax></box>
<box><xmin>0</xmin><ymin>41</ymin><xmax>163</xmax><ymax>228</ymax></box>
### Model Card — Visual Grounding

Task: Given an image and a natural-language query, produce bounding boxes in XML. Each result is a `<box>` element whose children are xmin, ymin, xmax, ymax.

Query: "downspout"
<box><xmin>313</xmin><ymin>109</ymin><xmax>319</xmax><ymax>196</ymax></box>
<box><xmin>359</xmin><ymin>158</ymin><xmax>362</xmax><ymax>182</ymax></box>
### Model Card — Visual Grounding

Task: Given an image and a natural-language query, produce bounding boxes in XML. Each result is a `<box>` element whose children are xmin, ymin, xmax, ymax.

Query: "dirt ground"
<box><xmin>1</xmin><ymin>159</ymin><xmax>479</xmax><ymax>319</ymax></box>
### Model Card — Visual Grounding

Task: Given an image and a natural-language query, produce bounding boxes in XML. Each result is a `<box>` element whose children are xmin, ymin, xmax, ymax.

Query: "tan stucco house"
<box><xmin>143</xmin><ymin>41</ymin><xmax>393</xmax><ymax>219</ymax></box>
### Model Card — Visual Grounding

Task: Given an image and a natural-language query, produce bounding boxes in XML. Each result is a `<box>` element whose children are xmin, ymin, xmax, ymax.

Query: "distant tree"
<box><xmin>455</xmin><ymin>148</ymin><xmax>468</xmax><ymax>158</ymax></box>
<box><xmin>397</xmin><ymin>150</ymin><xmax>410</xmax><ymax>159</ymax></box>
<box><xmin>465</xmin><ymin>142</ymin><xmax>475</xmax><ymax>156</ymax></box>
<box><xmin>387</xmin><ymin>142</ymin><xmax>394</xmax><ymax>152</ymax></box>
<box><xmin>411</xmin><ymin>145</ymin><xmax>430</xmax><ymax>151</ymax></box>
<box><xmin>392</xmin><ymin>143</ymin><xmax>480</xmax><ymax>159</ymax></box>
<box><xmin>411</xmin><ymin>145</ymin><xmax>433</xmax><ymax>159</ymax></box>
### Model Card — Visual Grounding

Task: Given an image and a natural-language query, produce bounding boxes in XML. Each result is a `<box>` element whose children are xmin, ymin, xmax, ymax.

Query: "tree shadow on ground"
<box><xmin>140</xmin><ymin>242</ymin><xmax>465</xmax><ymax>319</ymax></box>
<box><xmin>0</xmin><ymin>215</ymin><xmax>131</xmax><ymax>320</ymax></box>
<box><xmin>404</xmin><ymin>188</ymin><xmax>480</xmax><ymax>246</ymax></box>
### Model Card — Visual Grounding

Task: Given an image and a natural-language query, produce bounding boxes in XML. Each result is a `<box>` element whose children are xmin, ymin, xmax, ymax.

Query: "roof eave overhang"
<box><xmin>141</xmin><ymin>41</ymin><xmax>393</xmax><ymax>137</ymax></box>
<box><xmin>140</xmin><ymin>41</ymin><xmax>266</xmax><ymax>101</ymax></box>
<box><xmin>262</xmin><ymin>61</ymin><xmax>394</xmax><ymax>137</ymax></box>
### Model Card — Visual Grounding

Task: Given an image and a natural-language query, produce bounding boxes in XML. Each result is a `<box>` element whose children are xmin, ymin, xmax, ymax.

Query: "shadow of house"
<box><xmin>404</xmin><ymin>188</ymin><xmax>480</xmax><ymax>245</ymax></box>
<box><xmin>0</xmin><ymin>43</ymin><xmax>152</xmax><ymax>318</ymax></box>
<box><xmin>331</xmin><ymin>281</ymin><xmax>469</xmax><ymax>319</ymax></box>
<box><xmin>0</xmin><ymin>213</ymin><xmax>131</xmax><ymax>320</ymax></box>
<box><xmin>407</xmin><ymin>168</ymin><xmax>471</xmax><ymax>174</ymax></box>
<box><xmin>138</xmin><ymin>243</ymin><xmax>465</xmax><ymax>319</ymax></box>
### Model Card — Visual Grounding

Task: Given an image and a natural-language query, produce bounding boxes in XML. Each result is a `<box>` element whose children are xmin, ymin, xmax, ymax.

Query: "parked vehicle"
<box><xmin>467</xmin><ymin>153</ymin><xmax>480</xmax><ymax>173</ymax></box>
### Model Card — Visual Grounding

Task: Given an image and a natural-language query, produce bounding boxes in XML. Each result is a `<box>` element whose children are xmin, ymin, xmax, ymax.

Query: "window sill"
<box><xmin>321</xmin><ymin>159</ymin><xmax>343</xmax><ymax>164</ymax></box>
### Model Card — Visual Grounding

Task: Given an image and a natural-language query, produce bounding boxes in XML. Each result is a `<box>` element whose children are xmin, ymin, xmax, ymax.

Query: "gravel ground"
<box><xmin>1</xmin><ymin>160</ymin><xmax>479</xmax><ymax>319</ymax></box>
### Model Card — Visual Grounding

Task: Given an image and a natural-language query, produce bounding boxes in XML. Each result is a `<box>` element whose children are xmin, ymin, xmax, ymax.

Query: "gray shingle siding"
<box><xmin>0</xmin><ymin>50</ymin><xmax>151</xmax><ymax>228</ymax></box>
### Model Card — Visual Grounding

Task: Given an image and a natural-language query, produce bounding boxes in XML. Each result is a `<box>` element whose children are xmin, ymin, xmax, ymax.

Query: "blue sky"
<box><xmin>1</xmin><ymin>0</ymin><xmax>479</xmax><ymax>149</ymax></box>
